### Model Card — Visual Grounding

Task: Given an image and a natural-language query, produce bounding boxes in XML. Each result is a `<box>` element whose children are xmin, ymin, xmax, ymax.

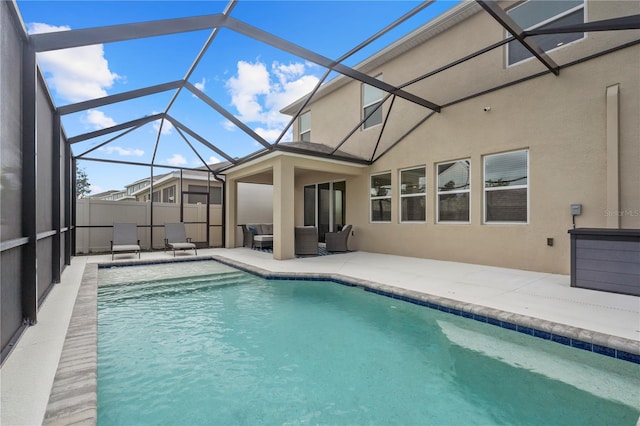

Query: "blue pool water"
<box><xmin>98</xmin><ymin>261</ymin><xmax>640</xmax><ymax>425</ymax></box>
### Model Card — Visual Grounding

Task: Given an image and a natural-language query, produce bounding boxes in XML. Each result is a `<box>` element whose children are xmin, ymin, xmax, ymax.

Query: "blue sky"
<box><xmin>16</xmin><ymin>0</ymin><xmax>459</xmax><ymax>194</ymax></box>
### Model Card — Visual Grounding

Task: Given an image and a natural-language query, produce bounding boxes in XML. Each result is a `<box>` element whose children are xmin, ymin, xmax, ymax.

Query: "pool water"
<box><xmin>98</xmin><ymin>261</ymin><xmax>640</xmax><ymax>425</ymax></box>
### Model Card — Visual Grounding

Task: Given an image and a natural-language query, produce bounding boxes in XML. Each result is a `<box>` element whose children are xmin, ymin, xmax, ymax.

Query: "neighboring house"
<box><xmin>89</xmin><ymin>169</ymin><xmax>224</xmax><ymax>205</ymax></box>
<box><xmin>223</xmin><ymin>0</ymin><xmax>640</xmax><ymax>274</ymax></box>
<box><xmin>102</xmin><ymin>190</ymin><xmax>131</xmax><ymax>202</ymax></box>
<box><xmin>128</xmin><ymin>170</ymin><xmax>223</xmax><ymax>205</ymax></box>
<box><xmin>86</xmin><ymin>190</ymin><xmax>126</xmax><ymax>201</ymax></box>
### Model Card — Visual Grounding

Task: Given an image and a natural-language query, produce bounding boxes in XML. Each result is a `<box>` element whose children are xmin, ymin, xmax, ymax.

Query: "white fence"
<box><xmin>75</xmin><ymin>199</ymin><xmax>222</xmax><ymax>253</ymax></box>
<box><xmin>76</xmin><ymin>183</ymin><xmax>274</xmax><ymax>254</ymax></box>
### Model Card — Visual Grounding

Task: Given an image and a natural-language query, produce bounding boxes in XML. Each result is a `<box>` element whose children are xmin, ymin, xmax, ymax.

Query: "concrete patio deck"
<box><xmin>2</xmin><ymin>248</ymin><xmax>639</xmax><ymax>425</ymax></box>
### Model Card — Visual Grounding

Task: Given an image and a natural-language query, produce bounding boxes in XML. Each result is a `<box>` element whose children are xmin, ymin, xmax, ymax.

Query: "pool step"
<box><xmin>99</xmin><ymin>271</ymin><xmax>255</xmax><ymax>302</ymax></box>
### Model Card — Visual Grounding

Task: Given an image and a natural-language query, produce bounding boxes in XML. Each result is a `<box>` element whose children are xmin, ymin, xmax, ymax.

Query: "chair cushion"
<box><xmin>170</xmin><ymin>242</ymin><xmax>196</xmax><ymax>249</ymax></box>
<box><xmin>253</xmin><ymin>235</ymin><xmax>273</xmax><ymax>243</ymax></box>
<box><xmin>112</xmin><ymin>244</ymin><xmax>140</xmax><ymax>252</ymax></box>
<box><xmin>261</xmin><ymin>224</ymin><xmax>273</xmax><ymax>235</ymax></box>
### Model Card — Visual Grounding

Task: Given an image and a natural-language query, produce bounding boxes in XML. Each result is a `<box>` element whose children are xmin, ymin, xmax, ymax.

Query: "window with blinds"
<box><xmin>299</xmin><ymin>111</ymin><xmax>311</xmax><ymax>142</ymax></box>
<box><xmin>400</xmin><ymin>166</ymin><xmax>426</xmax><ymax>223</ymax></box>
<box><xmin>484</xmin><ymin>150</ymin><xmax>529</xmax><ymax>223</ymax></box>
<box><xmin>507</xmin><ymin>0</ymin><xmax>585</xmax><ymax>66</ymax></box>
<box><xmin>370</xmin><ymin>172</ymin><xmax>392</xmax><ymax>222</ymax></box>
<box><xmin>437</xmin><ymin>160</ymin><xmax>471</xmax><ymax>223</ymax></box>
<box><xmin>362</xmin><ymin>75</ymin><xmax>383</xmax><ymax>129</ymax></box>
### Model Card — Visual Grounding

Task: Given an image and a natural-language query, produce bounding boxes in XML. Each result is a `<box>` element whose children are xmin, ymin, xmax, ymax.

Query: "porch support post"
<box><xmin>225</xmin><ymin>178</ymin><xmax>238</xmax><ymax>248</ymax></box>
<box><xmin>273</xmin><ymin>157</ymin><xmax>295</xmax><ymax>260</ymax></box>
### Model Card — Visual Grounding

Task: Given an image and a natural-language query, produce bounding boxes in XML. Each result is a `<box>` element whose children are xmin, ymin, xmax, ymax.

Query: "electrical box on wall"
<box><xmin>571</xmin><ymin>204</ymin><xmax>582</xmax><ymax>216</ymax></box>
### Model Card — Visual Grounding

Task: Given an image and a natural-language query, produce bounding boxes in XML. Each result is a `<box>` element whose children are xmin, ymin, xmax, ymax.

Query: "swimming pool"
<box><xmin>98</xmin><ymin>261</ymin><xmax>640</xmax><ymax>425</ymax></box>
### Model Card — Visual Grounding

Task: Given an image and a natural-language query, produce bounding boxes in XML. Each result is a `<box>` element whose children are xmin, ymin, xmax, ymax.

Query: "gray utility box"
<box><xmin>568</xmin><ymin>228</ymin><xmax>640</xmax><ymax>296</ymax></box>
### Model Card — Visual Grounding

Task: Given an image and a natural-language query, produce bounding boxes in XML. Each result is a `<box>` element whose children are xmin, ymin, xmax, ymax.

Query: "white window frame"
<box><xmin>370</xmin><ymin>171</ymin><xmax>392</xmax><ymax>223</ymax></box>
<box><xmin>506</xmin><ymin>0</ymin><xmax>586</xmax><ymax>67</ymax></box>
<box><xmin>362</xmin><ymin>74</ymin><xmax>384</xmax><ymax>130</ymax></box>
<box><xmin>399</xmin><ymin>166</ymin><xmax>426</xmax><ymax>224</ymax></box>
<box><xmin>436</xmin><ymin>159</ymin><xmax>471</xmax><ymax>224</ymax></box>
<box><xmin>483</xmin><ymin>150</ymin><xmax>529</xmax><ymax>224</ymax></box>
<box><xmin>299</xmin><ymin>111</ymin><xmax>311</xmax><ymax>142</ymax></box>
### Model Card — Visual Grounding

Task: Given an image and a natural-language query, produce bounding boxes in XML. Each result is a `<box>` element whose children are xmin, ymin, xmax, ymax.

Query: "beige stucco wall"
<box><xmin>280</xmin><ymin>0</ymin><xmax>639</xmax><ymax>274</ymax></box>
<box><xmin>292</xmin><ymin>1</ymin><xmax>639</xmax><ymax>162</ymax></box>
<box><xmin>234</xmin><ymin>182</ymin><xmax>275</xmax><ymax>245</ymax></box>
<box><xmin>307</xmin><ymin>47</ymin><xmax>638</xmax><ymax>274</ymax></box>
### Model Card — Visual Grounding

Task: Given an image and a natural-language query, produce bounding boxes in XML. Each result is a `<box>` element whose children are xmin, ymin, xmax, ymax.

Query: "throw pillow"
<box><xmin>247</xmin><ymin>225</ymin><xmax>258</xmax><ymax>235</ymax></box>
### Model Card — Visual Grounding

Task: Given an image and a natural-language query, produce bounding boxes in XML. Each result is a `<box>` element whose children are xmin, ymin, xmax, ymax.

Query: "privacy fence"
<box><xmin>75</xmin><ymin>199</ymin><xmax>223</xmax><ymax>253</ymax></box>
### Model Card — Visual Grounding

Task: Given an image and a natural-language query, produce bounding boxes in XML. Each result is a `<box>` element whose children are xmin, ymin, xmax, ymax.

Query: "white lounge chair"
<box><xmin>111</xmin><ymin>223</ymin><xmax>141</xmax><ymax>260</ymax></box>
<box><xmin>164</xmin><ymin>222</ymin><xmax>197</xmax><ymax>256</ymax></box>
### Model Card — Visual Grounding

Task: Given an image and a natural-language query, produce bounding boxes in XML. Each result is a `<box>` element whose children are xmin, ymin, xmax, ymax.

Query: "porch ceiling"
<box><xmin>227</xmin><ymin>150</ymin><xmax>367</xmax><ymax>185</ymax></box>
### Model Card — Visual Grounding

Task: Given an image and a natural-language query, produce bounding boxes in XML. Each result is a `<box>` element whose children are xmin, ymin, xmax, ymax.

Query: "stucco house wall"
<box><xmin>279</xmin><ymin>0</ymin><xmax>639</xmax><ymax>274</ymax></box>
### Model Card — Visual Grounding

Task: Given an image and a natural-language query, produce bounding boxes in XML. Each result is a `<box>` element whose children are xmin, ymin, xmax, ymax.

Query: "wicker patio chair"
<box><xmin>325</xmin><ymin>224</ymin><xmax>352</xmax><ymax>252</ymax></box>
<box><xmin>295</xmin><ymin>226</ymin><xmax>318</xmax><ymax>255</ymax></box>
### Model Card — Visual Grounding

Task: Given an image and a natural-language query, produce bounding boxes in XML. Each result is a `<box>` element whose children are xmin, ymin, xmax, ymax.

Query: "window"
<box><xmin>437</xmin><ymin>160</ymin><xmax>470</xmax><ymax>223</ymax></box>
<box><xmin>507</xmin><ymin>0</ymin><xmax>585</xmax><ymax>66</ymax></box>
<box><xmin>162</xmin><ymin>185</ymin><xmax>176</xmax><ymax>203</ymax></box>
<box><xmin>362</xmin><ymin>75</ymin><xmax>383</xmax><ymax>129</ymax></box>
<box><xmin>151</xmin><ymin>190</ymin><xmax>160</xmax><ymax>202</ymax></box>
<box><xmin>484</xmin><ymin>150</ymin><xmax>528</xmax><ymax>223</ymax></box>
<box><xmin>370</xmin><ymin>172</ymin><xmax>391</xmax><ymax>222</ymax></box>
<box><xmin>400</xmin><ymin>167</ymin><xmax>426</xmax><ymax>222</ymax></box>
<box><xmin>187</xmin><ymin>185</ymin><xmax>222</xmax><ymax>204</ymax></box>
<box><xmin>299</xmin><ymin>111</ymin><xmax>311</xmax><ymax>142</ymax></box>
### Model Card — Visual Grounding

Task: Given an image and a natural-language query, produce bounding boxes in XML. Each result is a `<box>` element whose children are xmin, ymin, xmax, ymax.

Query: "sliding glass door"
<box><xmin>303</xmin><ymin>181</ymin><xmax>346</xmax><ymax>243</ymax></box>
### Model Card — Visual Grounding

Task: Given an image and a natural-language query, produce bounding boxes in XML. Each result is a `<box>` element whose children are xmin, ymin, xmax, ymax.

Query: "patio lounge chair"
<box><xmin>325</xmin><ymin>224</ymin><xmax>352</xmax><ymax>252</ymax></box>
<box><xmin>164</xmin><ymin>222</ymin><xmax>197</xmax><ymax>256</ymax></box>
<box><xmin>295</xmin><ymin>226</ymin><xmax>318</xmax><ymax>255</ymax></box>
<box><xmin>111</xmin><ymin>223</ymin><xmax>141</xmax><ymax>260</ymax></box>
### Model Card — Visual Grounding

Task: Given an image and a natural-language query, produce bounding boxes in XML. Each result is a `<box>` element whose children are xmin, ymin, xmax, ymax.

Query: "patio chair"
<box><xmin>164</xmin><ymin>222</ymin><xmax>197</xmax><ymax>256</ymax></box>
<box><xmin>325</xmin><ymin>224</ymin><xmax>352</xmax><ymax>252</ymax></box>
<box><xmin>111</xmin><ymin>223</ymin><xmax>141</xmax><ymax>260</ymax></box>
<box><xmin>295</xmin><ymin>226</ymin><xmax>318</xmax><ymax>255</ymax></box>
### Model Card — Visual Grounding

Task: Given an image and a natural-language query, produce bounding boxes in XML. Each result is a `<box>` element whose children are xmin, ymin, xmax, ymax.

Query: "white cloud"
<box><xmin>208</xmin><ymin>156</ymin><xmax>221</xmax><ymax>164</ymax></box>
<box><xmin>167</xmin><ymin>154</ymin><xmax>187</xmax><ymax>166</ymax></box>
<box><xmin>98</xmin><ymin>146</ymin><xmax>144</xmax><ymax>156</ymax></box>
<box><xmin>89</xmin><ymin>184</ymin><xmax>103</xmax><ymax>195</ymax></box>
<box><xmin>83</xmin><ymin>109</ymin><xmax>116</xmax><ymax>130</ymax></box>
<box><xmin>254</xmin><ymin>127</ymin><xmax>285</xmax><ymax>144</ymax></box>
<box><xmin>194</xmin><ymin>77</ymin><xmax>206</xmax><ymax>92</ymax></box>
<box><xmin>152</xmin><ymin>116</ymin><xmax>173</xmax><ymax>135</ymax></box>
<box><xmin>27</xmin><ymin>23</ymin><xmax>121</xmax><ymax>103</ymax></box>
<box><xmin>226</xmin><ymin>61</ymin><xmax>270</xmax><ymax>123</ymax></box>
<box><xmin>225</xmin><ymin>60</ymin><xmax>318</xmax><ymax>139</ymax></box>
<box><xmin>221</xmin><ymin>119</ymin><xmax>236</xmax><ymax>132</ymax></box>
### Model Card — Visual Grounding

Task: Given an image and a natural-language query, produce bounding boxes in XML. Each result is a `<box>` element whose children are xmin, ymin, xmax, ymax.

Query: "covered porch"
<box><xmin>224</xmin><ymin>150</ymin><xmax>366</xmax><ymax>260</ymax></box>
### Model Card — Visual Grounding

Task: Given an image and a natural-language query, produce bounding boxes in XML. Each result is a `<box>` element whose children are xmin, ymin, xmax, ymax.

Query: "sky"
<box><xmin>16</xmin><ymin>0</ymin><xmax>459</xmax><ymax>195</ymax></box>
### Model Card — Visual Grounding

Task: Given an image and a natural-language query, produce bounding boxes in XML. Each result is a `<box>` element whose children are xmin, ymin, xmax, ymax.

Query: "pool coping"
<box><xmin>43</xmin><ymin>255</ymin><xmax>640</xmax><ymax>424</ymax></box>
